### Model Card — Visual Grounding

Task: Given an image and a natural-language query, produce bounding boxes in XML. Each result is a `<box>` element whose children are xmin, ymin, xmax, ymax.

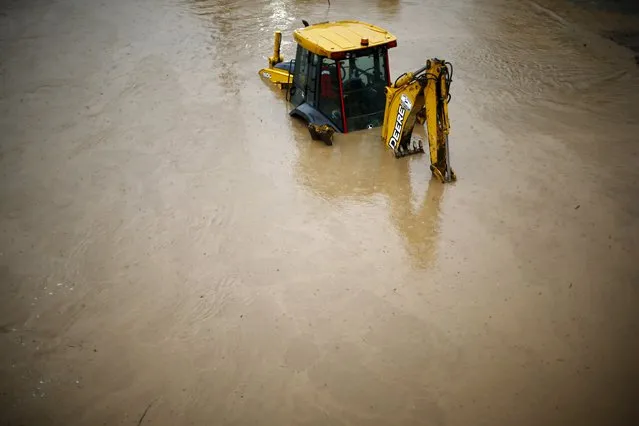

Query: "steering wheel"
<box><xmin>359</xmin><ymin>66</ymin><xmax>377</xmax><ymax>80</ymax></box>
<box><xmin>352</xmin><ymin>66</ymin><xmax>377</xmax><ymax>87</ymax></box>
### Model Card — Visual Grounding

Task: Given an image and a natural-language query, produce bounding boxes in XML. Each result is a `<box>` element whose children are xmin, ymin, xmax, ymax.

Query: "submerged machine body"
<box><xmin>258</xmin><ymin>19</ymin><xmax>457</xmax><ymax>183</ymax></box>
<box><xmin>289</xmin><ymin>20</ymin><xmax>397</xmax><ymax>134</ymax></box>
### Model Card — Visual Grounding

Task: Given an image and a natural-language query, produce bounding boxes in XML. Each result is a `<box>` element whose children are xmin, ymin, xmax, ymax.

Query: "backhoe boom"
<box><xmin>382</xmin><ymin>59</ymin><xmax>456</xmax><ymax>183</ymax></box>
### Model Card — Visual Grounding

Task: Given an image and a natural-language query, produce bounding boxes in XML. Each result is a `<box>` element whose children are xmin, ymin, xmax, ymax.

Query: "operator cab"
<box><xmin>287</xmin><ymin>20</ymin><xmax>397</xmax><ymax>133</ymax></box>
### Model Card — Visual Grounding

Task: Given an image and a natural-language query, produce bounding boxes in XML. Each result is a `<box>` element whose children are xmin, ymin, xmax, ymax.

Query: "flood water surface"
<box><xmin>1</xmin><ymin>0</ymin><xmax>638</xmax><ymax>425</ymax></box>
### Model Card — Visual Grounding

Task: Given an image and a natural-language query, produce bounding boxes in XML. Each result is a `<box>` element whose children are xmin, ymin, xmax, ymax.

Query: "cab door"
<box><xmin>317</xmin><ymin>58</ymin><xmax>343</xmax><ymax>131</ymax></box>
<box><xmin>306</xmin><ymin>53</ymin><xmax>320</xmax><ymax>107</ymax></box>
<box><xmin>291</xmin><ymin>45</ymin><xmax>310</xmax><ymax>107</ymax></box>
<box><xmin>339</xmin><ymin>47</ymin><xmax>389</xmax><ymax>132</ymax></box>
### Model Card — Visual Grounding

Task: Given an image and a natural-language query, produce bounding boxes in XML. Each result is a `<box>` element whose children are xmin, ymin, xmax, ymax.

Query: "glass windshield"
<box><xmin>339</xmin><ymin>48</ymin><xmax>388</xmax><ymax>132</ymax></box>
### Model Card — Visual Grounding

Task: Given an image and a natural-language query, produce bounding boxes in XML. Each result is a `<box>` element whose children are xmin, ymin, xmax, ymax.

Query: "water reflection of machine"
<box><xmin>295</xmin><ymin>135</ymin><xmax>444</xmax><ymax>269</ymax></box>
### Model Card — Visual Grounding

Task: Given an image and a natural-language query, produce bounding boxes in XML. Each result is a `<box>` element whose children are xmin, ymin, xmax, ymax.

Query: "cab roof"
<box><xmin>293</xmin><ymin>20</ymin><xmax>397</xmax><ymax>59</ymax></box>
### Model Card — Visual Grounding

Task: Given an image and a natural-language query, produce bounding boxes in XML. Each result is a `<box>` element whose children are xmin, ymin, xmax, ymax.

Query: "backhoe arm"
<box><xmin>381</xmin><ymin>59</ymin><xmax>456</xmax><ymax>183</ymax></box>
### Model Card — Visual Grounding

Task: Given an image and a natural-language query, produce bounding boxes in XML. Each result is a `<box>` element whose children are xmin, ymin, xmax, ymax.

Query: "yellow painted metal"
<box><xmin>381</xmin><ymin>59</ymin><xmax>456</xmax><ymax>183</ymax></box>
<box><xmin>381</xmin><ymin>74</ymin><xmax>421</xmax><ymax>150</ymax></box>
<box><xmin>258</xmin><ymin>31</ymin><xmax>292</xmax><ymax>88</ymax></box>
<box><xmin>268</xmin><ymin>31</ymin><xmax>283</xmax><ymax>68</ymax></box>
<box><xmin>258</xmin><ymin>66</ymin><xmax>292</xmax><ymax>87</ymax></box>
<box><xmin>293</xmin><ymin>20</ymin><xmax>397</xmax><ymax>58</ymax></box>
<box><xmin>424</xmin><ymin>60</ymin><xmax>455</xmax><ymax>183</ymax></box>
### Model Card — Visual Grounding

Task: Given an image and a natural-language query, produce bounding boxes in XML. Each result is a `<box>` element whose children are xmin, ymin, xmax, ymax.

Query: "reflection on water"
<box><xmin>295</xmin><ymin>131</ymin><xmax>444</xmax><ymax>269</ymax></box>
<box><xmin>185</xmin><ymin>0</ymin><xmax>255</xmax><ymax>95</ymax></box>
<box><xmin>267</xmin><ymin>0</ymin><xmax>293</xmax><ymax>29</ymax></box>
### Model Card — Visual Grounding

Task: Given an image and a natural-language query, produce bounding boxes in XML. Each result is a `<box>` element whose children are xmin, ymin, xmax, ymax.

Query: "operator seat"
<box><xmin>320</xmin><ymin>66</ymin><xmax>338</xmax><ymax>98</ymax></box>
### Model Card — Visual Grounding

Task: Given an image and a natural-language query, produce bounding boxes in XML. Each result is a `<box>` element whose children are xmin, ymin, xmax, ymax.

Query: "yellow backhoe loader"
<box><xmin>258</xmin><ymin>20</ymin><xmax>456</xmax><ymax>183</ymax></box>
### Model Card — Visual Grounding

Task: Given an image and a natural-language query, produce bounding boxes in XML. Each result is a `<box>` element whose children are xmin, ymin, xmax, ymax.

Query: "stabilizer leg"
<box><xmin>308</xmin><ymin>124</ymin><xmax>335</xmax><ymax>146</ymax></box>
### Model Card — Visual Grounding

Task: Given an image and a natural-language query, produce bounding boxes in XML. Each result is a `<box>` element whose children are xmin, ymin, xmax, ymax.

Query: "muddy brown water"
<box><xmin>1</xmin><ymin>0</ymin><xmax>638</xmax><ymax>425</ymax></box>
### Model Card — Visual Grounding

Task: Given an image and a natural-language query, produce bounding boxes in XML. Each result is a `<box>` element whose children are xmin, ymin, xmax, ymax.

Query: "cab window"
<box><xmin>339</xmin><ymin>48</ymin><xmax>389</xmax><ymax>131</ymax></box>
<box><xmin>317</xmin><ymin>58</ymin><xmax>343</xmax><ymax>131</ymax></box>
<box><xmin>291</xmin><ymin>45</ymin><xmax>309</xmax><ymax>107</ymax></box>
